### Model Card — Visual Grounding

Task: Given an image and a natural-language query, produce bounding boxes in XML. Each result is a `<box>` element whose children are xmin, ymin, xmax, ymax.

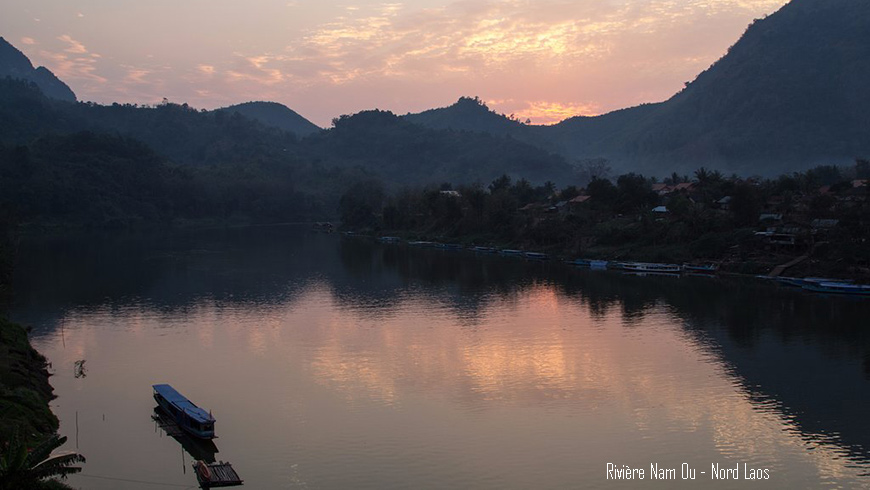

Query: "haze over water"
<box><xmin>8</xmin><ymin>225</ymin><xmax>870</xmax><ymax>489</ymax></box>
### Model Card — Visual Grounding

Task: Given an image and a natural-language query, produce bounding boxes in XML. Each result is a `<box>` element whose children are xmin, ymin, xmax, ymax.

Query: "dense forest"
<box><xmin>340</xmin><ymin>161</ymin><xmax>870</xmax><ymax>279</ymax></box>
<box><xmin>0</xmin><ymin>77</ymin><xmax>578</xmax><ymax>229</ymax></box>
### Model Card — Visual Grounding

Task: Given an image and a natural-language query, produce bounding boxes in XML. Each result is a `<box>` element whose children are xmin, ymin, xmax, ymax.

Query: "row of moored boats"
<box><xmin>770</xmin><ymin>276</ymin><xmax>870</xmax><ymax>296</ymax></box>
<box><xmin>368</xmin><ymin>234</ymin><xmax>870</xmax><ymax>296</ymax></box>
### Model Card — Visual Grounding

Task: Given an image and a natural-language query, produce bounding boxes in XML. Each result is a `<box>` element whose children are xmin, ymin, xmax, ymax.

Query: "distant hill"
<box><xmin>218</xmin><ymin>101</ymin><xmax>321</xmax><ymax>137</ymax></box>
<box><xmin>0</xmin><ymin>78</ymin><xmax>577</xmax><ymax>187</ymax></box>
<box><xmin>0</xmin><ymin>37</ymin><xmax>76</xmax><ymax>102</ymax></box>
<box><xmin>305</xmin><ymin>109</ymin><xmax>577</xmax><ymax>186</ymax></box>
<box><xmin>404</xmin><ymin>96</ymin><xmax>526</xmax><ymax>135</ymax></box>
<box><xmin>405</xmin><ymin>0</ymin><xmax>870</xmax><ymax>177</ymax></box>
<box><xmin>588</xmin><ymin>0</ymin><xmax>870</xmax><ymax>176</ymax></box>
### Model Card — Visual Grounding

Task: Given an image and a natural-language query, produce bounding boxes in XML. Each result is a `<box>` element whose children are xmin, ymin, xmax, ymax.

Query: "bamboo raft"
<box><xmin>193</xmin><ymin>460</ymin><xmax>243</xmax><ymax>488</ymax></box>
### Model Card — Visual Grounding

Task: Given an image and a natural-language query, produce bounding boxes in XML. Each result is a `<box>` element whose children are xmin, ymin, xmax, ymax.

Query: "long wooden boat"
<box><xmin>801</xmin><ymin>282</ymin><xmax>870</xmax><ymax>296</ymax></box>
<box><xmin>470</xmin><ymin>246</ymin><xmax>497</xmax><ymax>253</ymax></box>
<box><xmin>776</xmin><ymin>277</ymin><xmax>852</xmax><ymax>288</ymax></box>
<box><xmin>620</xmin><ymin>262</ymin><xmax>682</xmax><ymax>273</ymax></box>
<box><xmin>682</xmin><ymin>263</ymin><xmax>719</xmax><ymax>273</ymax></box>
<box><xmin>568</xmin><ymin>259</ymin><xmax>609</xmax><ymax>269</ymax></box>
<box><xmin>153</xmin><ymin>384</ymin><xmax>216</xmax><ymax>440</ymax></box>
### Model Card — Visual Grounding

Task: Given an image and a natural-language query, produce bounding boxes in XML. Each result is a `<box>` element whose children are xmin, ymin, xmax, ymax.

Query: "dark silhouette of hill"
<box><xmin>217</xmin><ymin>101</ymin><xmax>321</xmax><ymax>137</ymax></box>
<box><xmin>406</xmin><ymin>0</ymin><xmax>870</xmax><ymax>177</ymax></box>
<box><xmin>304</xmin><ymin>109</ymin><xmax>576</xmax><ymax>186</ymax></box>
<box><xmin>0</xmin><ymin>78</ymin><xmax>575</xmax><ymax>187</ymax></box>
<box><xmin>594</xmin><ymin>0</ymin><xmax>870</xmax><ymax>176</ymax></box>
<box><xmin>0</xmin><ymin>37</ymin><xmax>76</xmax><ymax>102</ymax></box>
<box><xmin>404</xmin><ymin>96</ymin><xmax>526</xmax><ymax>135</ymax></box>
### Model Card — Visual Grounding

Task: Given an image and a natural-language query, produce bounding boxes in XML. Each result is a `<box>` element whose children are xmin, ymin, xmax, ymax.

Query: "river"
<box><xmin>8</xmin><ymin>225</ymin><xmax>870</xmax><ymax>489</ymax></box>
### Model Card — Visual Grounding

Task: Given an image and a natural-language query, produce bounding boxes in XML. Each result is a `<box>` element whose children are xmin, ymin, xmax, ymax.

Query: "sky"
<box><xmin>1</xmin><ymin>0</ymin><xmax>789</xmax><ymax>127</ymax></box>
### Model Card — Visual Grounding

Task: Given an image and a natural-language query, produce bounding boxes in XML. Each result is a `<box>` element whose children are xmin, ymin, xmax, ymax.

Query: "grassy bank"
<box><xmin>0</xmin><ymin>317</ymin><xmax>58</xmax><ymax>445</ymax></box>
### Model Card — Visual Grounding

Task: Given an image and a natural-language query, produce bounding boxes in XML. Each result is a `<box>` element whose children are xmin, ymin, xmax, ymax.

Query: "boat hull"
<box><xmin>152</xmin><ymin>385</ymin><xmax>216</xmax><ymax>440</ymax></box>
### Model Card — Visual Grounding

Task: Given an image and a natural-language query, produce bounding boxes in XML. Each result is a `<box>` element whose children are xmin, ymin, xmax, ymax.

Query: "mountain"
<box><xmin>591</xmin><ymin>0</ymin><xmax>870</xmax><ymax>176</ymax></box>
<box><xmin>404</xmin><ymin>96</ymin><xmax>526</xmax><ymax>135</ymax></box>
<box><xmin>406</xmin><ymin>0</ymin><xmax>870</xmax><ymax>177</ymax></box>
<box><xmin>218</xmin><ymin>101</ymin><xmax>321</xmax><ymax>137</ymax></box>
<box><xmin>0</xmin><ymin>77</ymin><xmax>576</xmax><ymax>188</ymax></box>
<box><xmin>305</xmin><ymin>109</ymin><xmax>577</xmax><ymax>186</ymax></box>
<box><xmin>0</xmin><ymin>37</ymin><xmax>76</xmax><ymax>102</ymax></box>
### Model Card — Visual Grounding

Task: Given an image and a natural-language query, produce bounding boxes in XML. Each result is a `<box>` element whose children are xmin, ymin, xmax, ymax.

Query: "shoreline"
<box><xmin>341</xmin><ymin>229</ymin><xmax>869</xmax><ymax>285</ymax></box>
<box><xmin>0</xmin><ymin>317</ymin><xmax>59</xmax><ymax>445</ymax></box>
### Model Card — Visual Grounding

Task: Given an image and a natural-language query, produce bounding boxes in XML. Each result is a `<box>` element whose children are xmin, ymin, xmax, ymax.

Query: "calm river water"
<box><xmin>7</xmin><ymin>225</ymin><xmax>870</xmax><ymax>489</ymax></box>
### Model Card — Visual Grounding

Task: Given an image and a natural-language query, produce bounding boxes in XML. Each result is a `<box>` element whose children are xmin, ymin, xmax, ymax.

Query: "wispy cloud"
<box><xmin>14</xmin><ymin>0</ymin><xmax>788</xmax><ymax>124</ymax></box>
<box><xmin>58</xmin><ymin>34</ymin><xmax>88</xmax><ymax>54</ymax></box>
<box><xmin>20</xmin><ymin>37</ymin><xmax>36</xmax><ymax>45</ymax></box>
<box><xmin>39</xmin><ymin>36</ymin><xmax>106</xmax><ymax>85</ymax></box>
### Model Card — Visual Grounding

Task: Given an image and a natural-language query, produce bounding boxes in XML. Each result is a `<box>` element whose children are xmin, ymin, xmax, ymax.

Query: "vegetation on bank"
<box><xmin>0</xmin><ymin>77</ymin><xmax>577</xmax><ymax>230</ymax></box>
<box><xmin>339</xmin><ymin>161</ymin><xmax>870</xmax><ymax>280</ymax></box>
<box><xmin>0</xmin><ymin>318</ymin><xmax>57</xmax><ymax>442</ymax></box>
<box><xmin>0</xmin><ymin>317</ymin><xmax>81</xmax><ymax>490</ymax></box>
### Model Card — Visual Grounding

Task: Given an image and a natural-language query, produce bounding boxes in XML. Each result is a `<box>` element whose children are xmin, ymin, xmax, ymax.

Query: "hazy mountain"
<box><xmin>0</xmin><ymin>78</ymin><xmax>576</xmax><ymax>188</ymax></box>
<box><xmin>0</xmin><ymin>37</ymin><xmax>76</xmax><ymax>102</ymax></box>
<box><xmin>304</xmin><ymin>109</ymin><xmax>577</xmax><ymax>186</ymax></box>
<box><xmin>592</xmin><ymin>0</ymin><xmax>870</xmax><ymax>176</ymax></box>
<box><xmin>404</xmin><ymin>96</ymin><xmax>526</xmax><ymax>135</ymax></box>
<box><xmin>218</xmin><ymin>101</ymin><xmax>321</xmax><ymax>137</ymax></box>
<box><xmin>405</xmin><ymin>0</ymin><xmax>870</xmax><ymax>177</ymax></box>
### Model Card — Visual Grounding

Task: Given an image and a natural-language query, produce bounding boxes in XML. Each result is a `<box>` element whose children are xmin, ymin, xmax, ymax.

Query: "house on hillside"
<box><xmin>652</xmin><ymin>183</ymin><xmax>673</xmax><ymax>196</ymax></box>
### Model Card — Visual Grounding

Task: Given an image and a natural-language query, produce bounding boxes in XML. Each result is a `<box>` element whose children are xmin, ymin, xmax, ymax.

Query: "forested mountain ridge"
<box><xmin>406</xmin><ymin>0</ymin><xmax>870</xmax><ymax>177</ymax></box>
<box><xmin>218</xmin><ymin>101</ymin><xmax>322</xmax><ymax>137</ymax></box>
<box><xmin>604</xmin><ymin>0</ymin><xmax>870</xmax><ymax>175</ymax></box>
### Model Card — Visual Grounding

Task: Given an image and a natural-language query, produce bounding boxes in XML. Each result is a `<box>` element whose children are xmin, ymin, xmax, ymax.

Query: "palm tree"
<box><xmin>0</xmin><ymin>433</ymin><xmax>85</xmax><ymax>490</ymax></box>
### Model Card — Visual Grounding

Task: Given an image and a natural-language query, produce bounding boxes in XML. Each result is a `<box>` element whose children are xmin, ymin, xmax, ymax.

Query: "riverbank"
<box><xmin>0</xmin><ymin>317</ymin><xmax>58</xmax><ymax>445</ymax></box>
<box><xmin>343</xmin><ymin>228</ymin><xmax>870</xmax><ymax>284</ymax></box>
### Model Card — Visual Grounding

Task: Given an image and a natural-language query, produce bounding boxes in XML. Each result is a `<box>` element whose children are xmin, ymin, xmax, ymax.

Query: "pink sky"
<box><xmin>2</xmin><ymin>0</ymin><xmax>789</xmax><ymax>126</ymax></box>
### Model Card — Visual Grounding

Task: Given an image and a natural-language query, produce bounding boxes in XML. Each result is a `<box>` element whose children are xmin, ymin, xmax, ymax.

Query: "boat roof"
<box><xmin>153</xmin><ymin>384</ymin><xmax>214</xmax><ymax>423</ymax></box>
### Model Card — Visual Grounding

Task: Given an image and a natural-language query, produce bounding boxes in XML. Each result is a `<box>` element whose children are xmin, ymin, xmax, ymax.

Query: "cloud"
<box><xmin>41</xmin><ymin>0</ymin><xmax>788</xmax><ymax>125</ymax></box>
<box><xmin>123</xmin><ymin>67</ymin><xmax>151</xmax><ymax>84</ymax></box>
<box><xmin>226</xmin><ymin>55</ymin><xmax>287</xmax><ymax>85</ymax></box>
<box><xmin>39</xmin><ymin>49</ymin><xmax>107</xmax><ymax>84</ymax></box>
<box><xmin>35</xmin><ymin>35</ymin><xmax>107</xmax><ymax>86</ymax></box>
<box><xmin>57</xmin><ymin>35</ymin><xmax>90</xmax><ymax>54</ymax></box>
<box><xmin>492</xmin><ymin>100</ymin><xmax>602</xmax><ymax>125</ymax></box>
<box><xmin>20</xmin><ymin>37</ymin><xmax>36</xmax><ymax>45</ymax></box>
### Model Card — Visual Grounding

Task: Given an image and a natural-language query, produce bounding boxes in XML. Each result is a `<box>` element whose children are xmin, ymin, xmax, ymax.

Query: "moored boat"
<box><xmin>776</xmin><ymin>277</ymin><xmax>852</xmax><ymax>288</ymax></box>
<box><xmin>499</xmin><ymin>249</ymin><xmax>524</xmax><ymax>256</ymax></box>
<box><xmin>620</xmin><ymin>262</ymin><xmax>682</xmax><ymax>273</ymax></box>
<box><xmin>568</xmin><ymin>259</ymin><xmax>609</xmax><ymax>269</ymax></box>
<box><xmin>682</xmin><ymin>263</ymin><xmax>719</xmax><ymax>273</ymax></box>
<box><xmin>153</xmin><ymin>384</ymin><xmax>216</xmax><ymax>439</ymax></box>
<box><xmin>435</xmin><ymin>243</ymin><xmax>463</xmax><ymax>250</ymax></box>
<box><xmin>801</xmin><ymin>281</ymin><xmax>870</xmax><ymax>296</ymax></box>
<box><xmin>470</xmin><ymin>246</ymin><xmax>496</xmax><ymax>253</ymax></box>
<box><xmin>524</xmin><ymin>252</ymin><xmax>549</xmax><ymax>260</ymax></box>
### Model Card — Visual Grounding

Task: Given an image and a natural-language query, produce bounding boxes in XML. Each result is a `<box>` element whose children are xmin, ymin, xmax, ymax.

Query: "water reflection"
<box><xmin>152</xmin><ymin>408</ymin><xmax>219</xmax><ymax>463</ymax></box>
<box><xmin>7</xmin><ymin>226</ymin><xmax>870</xmax><ymax>488</ymax></box>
